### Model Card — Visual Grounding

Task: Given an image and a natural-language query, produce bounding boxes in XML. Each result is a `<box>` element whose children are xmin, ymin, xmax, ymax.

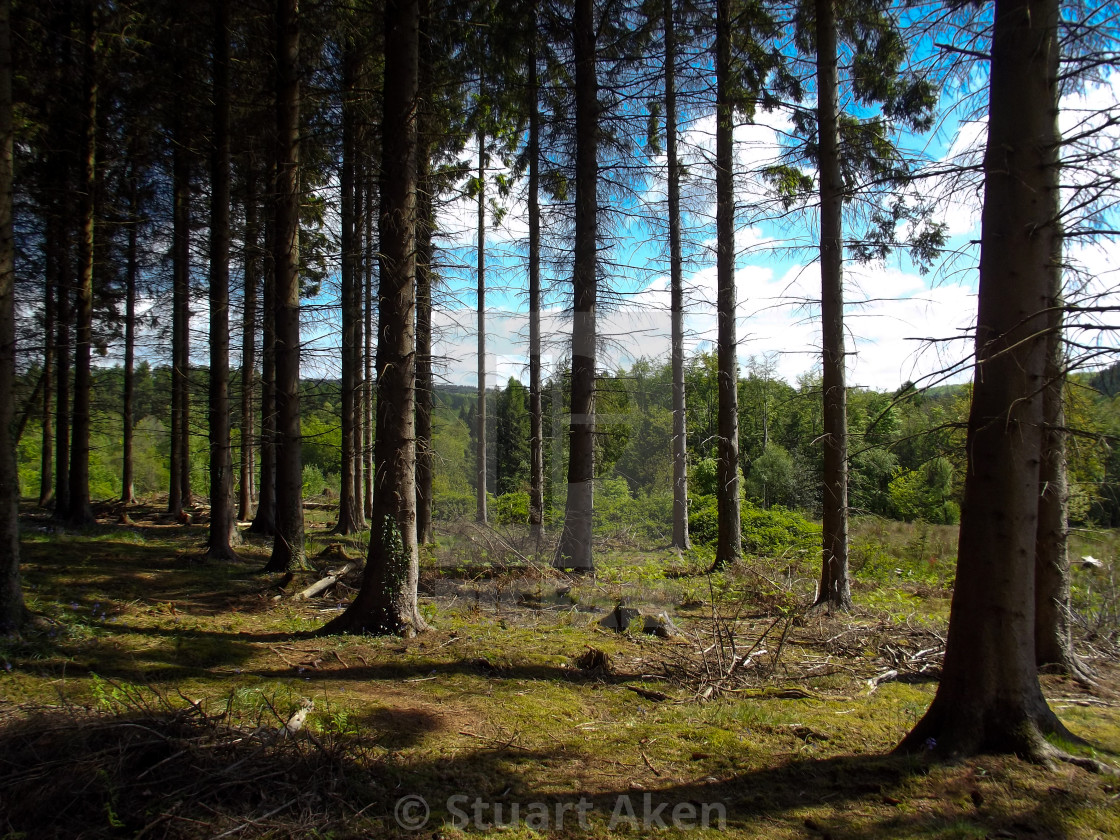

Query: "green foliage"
<box><xmin>490</xmin><ymin>491</ymin><xmax>529</xmax><ymax>525</ymax></box>
<box><xmin>434</xmin><ymin>491</ymin><xmax>473</xmax><ymax>522</ymax></box>
<box><xmin>689</xmin><ymin>496</ymin><xmax>820</xmax><ymax>558</ymax></box>
<box><xmin>887</xmin><ymin>458</ymin><xmax>959</xmax><ymax>525</ymax></box>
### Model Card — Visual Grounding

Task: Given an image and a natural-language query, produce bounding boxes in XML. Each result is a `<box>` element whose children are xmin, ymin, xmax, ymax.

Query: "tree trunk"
<box><xmin>554</xmin><ymin>0</ymin><xmax>597</xmax><ymax>572</ymax></box>
<box><xmin>265</xmin><ymin>0</ymin><xmax>307</xmax><ymax>573</ymax></box>
<box><xmin>249</xmin><ymin>184</ymin><xmax>277</xmax><ymax>536</ymax></box>
<box><xmin>896</xmin><ymin>0</ymin><xmax>1077</xmax><ymax>762</ymax></box>
<box><xmin>527</xmin><ymin>0</ymin><xmax>544</xmax><ymax>545</ymax></box>
<box><xmin>363</xmin><ymin>171</ymin><xmax>374</xmax><ymax>521</ymax></box>
<box><xmin>475</xmin><ymin>127</ymin><xmax>489</xmax><ymax>525</ymax></box>
<box><xmin>121</xmin><ymin>165</ymin><xmax>138</xmax><ymax>505</ymax></box>
<box><xmin>67</xmin><ymin>0</ymin><xmax>97</xmax><ymax>527</ymax></box>
<box><xmin>169</xmin><ymin>138</ymin><xmax>191</xmax><ymax>518</ymax></box>
<box><xmin>239</xmin><ymin>164</ymin><xmax>259</xmax><ymax>522</ymax></box>
<box><xmin>1034</xmin><ymin>190</ymin><xmax>1090</xmax><ymax>682</ymax></box>
<box><xmin>414</xmin><ymin>0</ymin><xmax>433</xmax><ymax>546</ymax></box>
<box><xmin>814</xmin><ymin>0</ymin><xmax>851</xmax><ymax>610</ymax></box>
<box><xmin>334</xmin><ymin>42</ymin><xmax>366</xmax><ymax>536</ymax></box>
<box><xmin>206</xmin><ymin>0</ymin><xmax>238</xmax><ymax>559</ymax></box>
<box><xmin>666</xmin><ymin>0</ymin><xmax>688</xmax><ymax>551</ymax></box>
<box><xmin>39</xmin><ymin>211</ymin><xmax>56</xmax><ymax>508</ymax></box>
<box><xmin>321</xmin><ymin>0</ymin><xmax>427</xmax><ymax>636</ymax></box>
<box><xmin>712</xmin><ymin>0</ymin><xmax>741</xmax><ymax>568</ymax></box>
<box><xmin>0</xmin><ymin>0</ymin><xmax>25</xmax><ymax>633</ymax></box>
<box><xmin>53</xmin><ymin>232</ymin><xmax>69</xmax><ymax>517</ymax></box>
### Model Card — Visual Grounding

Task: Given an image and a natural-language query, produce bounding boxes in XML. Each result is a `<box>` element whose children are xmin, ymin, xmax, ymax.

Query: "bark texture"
<box><xmin>206</xmin><ymin>0</ymin><xmax>239</xmax><ymax>559</ymax></box>
<box><xmin>239</xmin><ymin>166</ymin><xmax>259</xmax><ymax>522</ymax></box>
<box><xmin>475</xmin><ymin>128</ymin><xmax>488</xmax><ymax>525</ymax></box>
<box><xmin>555</xmin><ymin>0</ymin><xmax>597</xmax><ymax>572</ymax></box>
<box><xmin>713</xmin><ymin>0</ymin><xmax>741</xmax><ymax>568</ymax></box>
<box><xmin>321</xmin><ymin>0</ymin><xmax>427</xmax><ymax>636</ymax></box>
<box><xmin>666</xmin><ymin>0</ymin><xmax>688</xmax><ymax>551</ymax></box>
<box><xmin>896</xmin><ymin>0</ymin><xmax>1074</xmax><ymax>760</ymax></box>
<box><xmin>814</xmin><ymin>0</ymin><xmax>851</xmax><ymax>610</ymax></box>
<box><xmin>527</xmin><ymin>0</ymin><xmax>544</xmax><ymax>545</ymax></box>
<box><xmin>0</xmin><ymin>0</ymin><xmax>25</xmax><ymax>633</ymax></box>
<box><xmin>265</xmin><ymin>0</ymin><xmax>307</xmax><ymax>572</ymax></box>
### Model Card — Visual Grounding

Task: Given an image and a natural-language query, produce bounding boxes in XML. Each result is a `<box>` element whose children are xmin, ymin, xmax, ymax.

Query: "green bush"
<box><xmin>688</xmin><ymin>496</ymin><xmax>820</xmax><ymax>558</ymax></box>
<box><xmin>491</xmin><ymin>491</ymin><xmax>529</xmax><ymax>525</ymax></box>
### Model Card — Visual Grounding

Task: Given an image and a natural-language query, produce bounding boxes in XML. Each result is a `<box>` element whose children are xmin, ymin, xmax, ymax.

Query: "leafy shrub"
<box><xmin>491</xmin><ymin>491</ymin><xmax>529</xmax><ymax>525</ymax></box>
<box><xmin>688</xmin><ymin>496</ymin><xmax>820</xmax><ymax>558</ymax></box>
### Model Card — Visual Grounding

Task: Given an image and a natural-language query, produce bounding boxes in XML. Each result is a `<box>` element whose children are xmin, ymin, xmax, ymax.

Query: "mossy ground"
<box><xmin>1</xmin><ymin>500</ymin><xmax>1118</xmax><ymax>839</ymax></box>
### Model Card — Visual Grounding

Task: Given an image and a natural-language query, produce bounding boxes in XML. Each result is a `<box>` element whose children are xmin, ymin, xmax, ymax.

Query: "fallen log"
<box><xmin>293</xmin><ymin>562</ymin><xmax>359</xmax><ymax>600</ymax></box>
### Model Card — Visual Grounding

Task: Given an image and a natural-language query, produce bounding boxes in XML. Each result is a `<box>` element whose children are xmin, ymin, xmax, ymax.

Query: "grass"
<box><xmin>1</xmin><ymin>500</ymin><xmax>1118</xmax><ymax>839</ymax></box>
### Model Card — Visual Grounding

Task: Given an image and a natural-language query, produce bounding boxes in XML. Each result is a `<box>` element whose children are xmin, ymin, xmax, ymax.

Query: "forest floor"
<box><xmin>1</xmin><ymin>499</ymin><xmax>1119</xmax><ymax>840</ymax></box>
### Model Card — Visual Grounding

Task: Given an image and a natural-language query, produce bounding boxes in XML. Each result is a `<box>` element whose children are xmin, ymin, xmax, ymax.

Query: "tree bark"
<box><xmin>0</xmin><ymin>0</ymin><xmax>25</xmax><ymax>633</ymax></box>
<box><xmin>554</xmin><ymin>0</ymin><xmax>597</xmax><ymax>572</ymax></box>
<box><xmin>249</xmin><ymin>182</ymin><xmax>277</xmax><ymax>536</ymax></box>
<box><xmin>321</xmin><ymin>0</ymin><xmax>427</xmax><ymax>636</ymax></box>
<box><xmin>67</xmin><ymin>0</ymin><xmax>97</xmax><ymax>527</ymax></box>
<box><xmin>334</xmin><ymin>40</ymin><xmax>366</xmax><ymax>535</ymax></box>
<box><xmin>52</xmin><ymin>226</ymin><xmax>69</xmax><ymax>517</ymax></box>
<box><xmin>712</xmin><ymin>0</ymin><xmax>741</xmax><ymax>568</ymax></box>
<box><xmin>239</xmin><ymin>164</ymin><xmax>259</xmax><ymax>522</ymax></box>
<box><xmin>363</xmin><ymin>170</ymin><xmax>374</xmax><ymax>521</ymax></box>
<box><xmin>527</xmin><ymin>0</ymin><xmax>544</xmax><ymax>545</ymax></box>
<box><xmin>206</xmin><ymin>0</ymin><xmax>239</xmax><ymax>559</ymax></box>
<box><xmin>415</xmin><ymin>10</ymin><xmax>434</xmax><ymax>545</ymax></box>
<box><xmin>39</xmin><ymin>209</ymin><xmax>56</xmax><ymax>508</ymax></box>
<box><xmin>265</xmin><ymin>0</ymin><xmax>308</xmax><ymax>572</ymax></box>
<box><xmin>121</xmin><ymin>164</ymin><xmax>138</xmax><ymax>505</ymax></box>
<box><xmin>666</xmin><ymin>0</ymin><xmax>688</xmax><ymax>551</ymax></box>
<box><xmin>814</xmin><ymin>0</ymin><xmax>851</xmax><ymax>610</ymax></box>
<box><xmin>168</xmin><ymin>138</ymin><xmax>191</xmax><ymax>517</ymax></box>
<box><xmin>896</xmin><ymin>0</ymin><xmax>1077</xmax><ymax>761</ymax></box>
<box><xmin>475</xmin><ymin>127</ymin><xmax>489</xmax><ymax>524</ymax></box>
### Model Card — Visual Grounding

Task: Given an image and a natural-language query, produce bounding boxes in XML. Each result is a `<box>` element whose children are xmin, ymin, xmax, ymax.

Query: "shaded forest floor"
<box><xmin>1</xmin><ymin>499</ymin><xmax>1119</xmax><ymax>839</ymax></box>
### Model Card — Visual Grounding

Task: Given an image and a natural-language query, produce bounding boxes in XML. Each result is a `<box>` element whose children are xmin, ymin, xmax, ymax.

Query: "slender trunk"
<box><xmin>527</xmin><ymin>0</ymin><xmax>544</xmax><ymax>544</ymax></box>
<box><xmin>239</xmin><ymin>165</ymin><xmax>259</xmax><ymax>521</ymax></box>
<box><xmin>897</xmin><ymin>0</ymin><xmax>1073</xmax><ymax>761</ymax></box>
<box><xmin>53</xmin><ymin>240</ymin><xmax>69</xmax><ymax>517</ymax></box>
<box><xmin>249</xmin><ymin>184</ymin><xmax>277</xmax><ymax>536</ymax></box>
<box><xmin>169</xmin><ymin>140</ymin><xmax>190</xmax><ymax>517</ymax></box>
<box><xmin>475</xmin><ymin>127</ymin><xmax>488</xmax><ymax>524</ymax></box>
<box><xmin>121</xmin><ymin>167</ymin><xmax>138</xmax><ymax>505</ymax></box>
<box><xmin>1035</xmin><ymin>190</ymin><xmax>1089</xmax><ymax>681</ymax></box>
<box><xmin>335</xmin><ymin>43</ymin><xmax>365</xmax><ymax>535</ymax></box>
<box><xmin>814</xmin><ymin>0</ymin><xmax>851</xmax><ymax>610</ymax></box>
<box><xmin>39</xmin><ymin>213</ymin><xmax>55</xmax><ymax>508</ymax></box>
<box><xmin>265</xmin><ymin>0</ymin><xmax>307</xmax><ymax>572</ymax></box>
<box><xmin>414</xmin><ymin>0</ymin><xmax>433</xmax><ymax>545</ymax></box>
<box><xmin>67</xmin><ymin>1</ymin><xmax>96</xmax><ymax>527</ymax></box>
<box><xmin>666</xmin><ymin>0</ymin><xmax>688</xmax><ymax>551</ymax></box>
<box><xmin>555</xmin><ymin>0</ymin><xmax>597</xmax><ymax>572</ymax></box>
<box><xmin>363</xmin><ymin>171</ymin><xmax>374</xmax><ymax>520</ymax></box>
<box><xmin>321</xmin><ymin>0</ymin><xmax>426</xmax><ymax>636</ymax></box>
<box><xmin>206</xmin><ymin>0</ymin><xmax>238</xmax><ymax>559</ymax></box>
<box><xmin>712</xmin><ymin>0</ymin><xmax>740</xmax><ymax>568</ymax></box>
<box><xmin>0</xmin><ymin>0</ymin><xmax>25</xmax><ymax>632</ymax></box>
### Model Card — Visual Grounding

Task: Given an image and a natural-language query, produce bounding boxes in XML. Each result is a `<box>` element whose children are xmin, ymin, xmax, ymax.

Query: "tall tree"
<box><xmin>265</xmin><ymin>0</ymin><xmax>307</xmax><ymax>572</ymax></box>
<box><xmin>897</xmin><ymin>0</ymin><xmax>1087</xmax><ymax>762</ymax></box>
<box><xmin>206</xmin><ymin>0</ymin><xmax>239</xmax><ymax>559</ymax></box>
<box><xmin>239</xmin><ymin>164</ymin><xmax>259</xmax><ymax>522</ymax></box>
<box><xmin>120</xmin><ymin>160</ymin><xmax>139</xmax><ymax>505</ymax></box>
<box><xmin>168</xmin><ymin>135</ymin><xmax>191</xmax><ymax>518</ymax></box>
<box><xmin>813</xmin><ymin>0</ymin><xmax>850</xmax><ymax>610</ymax></box>
<box><xmin>554</xmin><ymin>0</ymin><xmax>598</xmax><ymax>572</ymax></box>
<box><xmin>322</xmin><ymin>0</ymin><xmax>427</xmax><ymax>636</ymax></box>
<box><xmin>333</xmin><ymin>30</ymin><xmax>367</xmax><ymax>535</ymax></box>
<box><xmin>526</xmin><ymin>0</ymin><xmax>544</xmax><ymax>544</ymax></box>
<box><xmin>249</xmin><ymin>192</ymin><xmax>277</xmax><ymax>536</ymax></box>
<box><xmin>415</xmin><ymin>0</ymin><xmax>434</xmax><ymax>545</ymax></box>
<box><xmin>712</xmin><ymin>0</ymin><xmax>741</xmax><ymax>568</ymax></box>
<box><xmin>0</xmin><ymin>0</ymin><xmax>24</xmax><ymax>633</ymax></box>
<box><xmin>67</xmin><ymin>0</ymin><xmax>97</xmax><ymax>527</ymax></box>
<box><xmin>664</xmin><ymin>0</ymin><xmax>688</xmax><ymax>551</ymax></box>
<box><xmin>474</xmin><ymin>123</ymin><xmax>488</xmax><ymax>524</ymax></box>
